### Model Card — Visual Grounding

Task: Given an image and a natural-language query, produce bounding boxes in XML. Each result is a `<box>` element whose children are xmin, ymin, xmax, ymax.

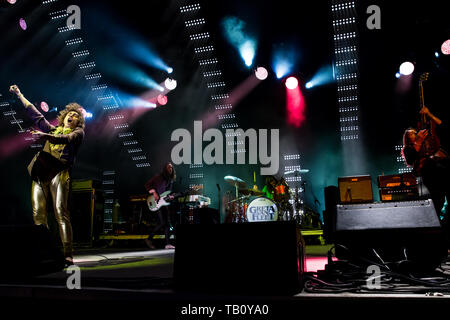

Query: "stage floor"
<box><xmin>0</xmin><ymin>244</ymin><xmax>449</xmax><ymax>316</ymax></box>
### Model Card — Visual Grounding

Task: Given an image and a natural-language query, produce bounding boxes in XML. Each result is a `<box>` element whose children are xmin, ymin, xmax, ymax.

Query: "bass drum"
<box><xmin>245</xmin><ymin>197</ymin><xmax>278</xmax><ymax>222</ymax></box>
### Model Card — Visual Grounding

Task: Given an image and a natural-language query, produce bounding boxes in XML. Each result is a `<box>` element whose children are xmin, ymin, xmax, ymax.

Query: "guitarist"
<box><xmin>402</xmin><ymin>106</ymin><xmax>449</xmax><ymax>225</ymax></box>
<box><xmin>144</xmin><ymin>162</ymin><xmax>176</xmax><ymax>249</ymax></box>
<box><xmin>9</xmin><ymin>84</ymin><xmax>85</xmax><ymax>266</ymax></box>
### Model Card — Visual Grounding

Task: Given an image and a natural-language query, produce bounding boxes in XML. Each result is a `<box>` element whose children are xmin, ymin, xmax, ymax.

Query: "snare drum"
<box><xmin>245</xmin><ymin>197</ymin><xmax>278</xmax><ymax>222</ymax></box>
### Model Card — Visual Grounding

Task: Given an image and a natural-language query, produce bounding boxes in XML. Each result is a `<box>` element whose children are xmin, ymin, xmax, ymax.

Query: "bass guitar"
<box><xmin>417</xmin><ymin>72</ymin><xmax>440</xmax><ymax>157</ymax></box>
<box><xmin>147</xmin><ymin>185</ymin><xmax>202</xmax><ymax>212</ymax></box>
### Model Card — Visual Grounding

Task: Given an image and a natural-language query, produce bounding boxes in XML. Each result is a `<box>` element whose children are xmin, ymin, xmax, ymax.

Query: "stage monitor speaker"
<box><xmin>0</xmin><ymin>225</ymin><xmax>65</xmax><ymax>279</ymax></box>
<box><xmin>338</xmin><ymin>175</ymin><xmax>373</xmax><ymax>203</ymax></box>
<box><xmin>174</xmin><ymin>221</ymin><xmax>304</xmax><ymax>295</ymax></box>
<box><xmin>334</xmin><ymin>199</ymin><xmax>447</xmax><ymax>271</ymax></box>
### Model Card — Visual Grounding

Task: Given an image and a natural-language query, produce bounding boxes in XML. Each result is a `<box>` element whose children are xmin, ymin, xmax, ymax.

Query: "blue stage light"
<box><xmin>222</xmin><ymin>16</ymin><xmax>257</xmax><ymax>68</ymax></box>
<box><xmin>305</xmin><ymin>65</ymin><xmax>334</xmax><ymax>89</ymax></box>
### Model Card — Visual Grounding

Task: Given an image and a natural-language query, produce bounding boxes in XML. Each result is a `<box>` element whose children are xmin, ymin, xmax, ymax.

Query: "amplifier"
<box><xmin>378</xmin><ymin>173</ymin><xmax>417</xmax><ymax>188</ymax></box>
<box><xmin>70</xmin><ymin>180</ymin><xmax>104</xmax><ymax>246</ymax></box>
<box><xmin>378</xmin><ymin>173</ymin><xmax>418</xmax><ymax>202</ymax></box>
<box><xmin>338</xmin><ymin>175</ymin><xmax>373</xmax><ymax>204</ymax></box>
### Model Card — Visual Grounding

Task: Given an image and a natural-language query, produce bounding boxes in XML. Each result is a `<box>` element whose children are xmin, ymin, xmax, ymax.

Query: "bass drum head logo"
<box><xmin>246</xmin><ymin>197</ymin><xmax>278</xmax><ymax>222</ymax></box>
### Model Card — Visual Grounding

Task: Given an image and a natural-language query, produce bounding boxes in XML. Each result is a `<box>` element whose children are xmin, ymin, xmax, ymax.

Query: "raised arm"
<box><xmin>9</xmin><ymin>84</ymin><xmax>54</xmax><ymax>132</ymax></box>
<box><xmin>9</xmin><ymin>85</ymin><xmax>33</xmax><ymax>107</ymax></box>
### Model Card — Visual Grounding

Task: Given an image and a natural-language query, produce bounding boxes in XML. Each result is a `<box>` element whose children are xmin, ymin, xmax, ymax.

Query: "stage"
<box><xmin>1</xmin><ymin>243</ymin><xmax>449</xmax><ymax>317</ymax></box>
<box><xmin>1</xmin><ymin>0</ymin><xmax>450</xmax><ymax>317</ymax></box>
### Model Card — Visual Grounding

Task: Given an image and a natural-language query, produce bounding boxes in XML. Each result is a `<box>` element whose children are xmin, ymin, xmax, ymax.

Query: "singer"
<box><xmin>9</xmin><ymin>84</ymin><xmax>85</xmax><ymax>266</ymax></box>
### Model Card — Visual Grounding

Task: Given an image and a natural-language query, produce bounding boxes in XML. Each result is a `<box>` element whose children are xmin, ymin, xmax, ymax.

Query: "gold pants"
<box><xmin>31</xmin><ymin>169</ymin><xmax>73</xmax><ymax>258</ymax></box>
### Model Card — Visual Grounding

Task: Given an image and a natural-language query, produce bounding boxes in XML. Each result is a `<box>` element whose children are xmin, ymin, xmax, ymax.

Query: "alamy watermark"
<box><xmin>66</xmin><ymin>265</ymin><xmax>81</xmax><ymax>290</ymax></box>
<box><xmin>366</xmin><ymin>265</ymin><xmax>381</xmax><ymax>289</ymax></box>
<box><xmin>366</xmin><ymin>5</ymin><xmax>381</xmax><ymax>30</ymax></box>
<box><xmin>66</xmin><ymin>5</ymin><xmax>81</xmax><ymax>30</ymax></box>
<box><xmin>171</xmin><ymin>121</ymin><xmax>279</xmax><ymax>175</ymax></box>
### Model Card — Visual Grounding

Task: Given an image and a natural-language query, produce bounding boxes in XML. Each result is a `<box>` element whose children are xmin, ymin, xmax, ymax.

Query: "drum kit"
<box><xmin>223</xmin><ymin>168</ymin><xmax>309</xmax><ymax>224</ymax></box>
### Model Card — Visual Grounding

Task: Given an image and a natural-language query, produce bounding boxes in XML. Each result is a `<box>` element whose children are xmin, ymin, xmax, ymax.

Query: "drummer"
<box><xmin>261</xmin><ymin>176</ymin><xmax>277</xmax><ymax>200</ymax></box>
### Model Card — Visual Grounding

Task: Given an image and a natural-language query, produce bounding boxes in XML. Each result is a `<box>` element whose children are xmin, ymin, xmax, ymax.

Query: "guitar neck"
<box><xmin>162</xmin><ymin>187</ymin><xmax>202</xmax><ymax>201</ymax></box>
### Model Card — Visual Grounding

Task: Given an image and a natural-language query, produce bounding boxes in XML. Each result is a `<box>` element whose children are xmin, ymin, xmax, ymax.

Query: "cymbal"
<box><xmin>284</xmin><ymin>169</ymin><xmax>309</xmax><ymax>175</ymax></box>
<box><xmin>229</xmin><ymin>195</ymin><xmax>250</xmax><ymax>203</ymax></box>
<box><xmin>224</xmin><ymin>175</ymin><xmax>247</xmax><ymax>188</ymax></box>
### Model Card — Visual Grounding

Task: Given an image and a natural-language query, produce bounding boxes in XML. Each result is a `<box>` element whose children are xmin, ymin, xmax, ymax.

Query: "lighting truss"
<box><xmin>72</xmin><ymin>50</ymin><xmax>90</xmax><ymax>58</ymax></box>
<box><xmin>203</xmin><ymin>70</ymin><xmax>222</xmax><ymax>77</ymax></box>
<box><xmin>180</xmin><ymin>3</ymin><xmax>201</xmax><ymax>13</ymax></box>
<box><xmin>214</xmin><ymin>104</ymin><xmax>233</xmax><ymax>110</ymax></box>
<box><xmin>190</xmin><ymin>32</ymin><xmax>210</xmax><ymax>40</ymax></box>
<box><xmin>332</xmin><ymin>0</ymin><xmax>361</xmax><ymax>142</ymax></box>
<box><xmin>65</xmin><ymin>38</ymin><xmax>83</xmax><ymax>46</ymax></box>
<box><xmin>199</xmin><ymin>58</ymin><xmax>218</xmax><ymax>65</ymax></box>
<box><xmin>185</xmin><ymin>18</ymin><xmax>206</xmax><ymax>27</ymax></box>
<box><xmin>284</xmin><ymin>154</ymin><xmax>301</xmax><ymax>161</ymax></box>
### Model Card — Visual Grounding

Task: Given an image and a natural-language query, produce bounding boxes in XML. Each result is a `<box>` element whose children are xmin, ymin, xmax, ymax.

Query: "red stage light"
<box><xmin>286</xmin><ymin>83</ymin><xmax>305</xmax><ymax>128</ymax></box>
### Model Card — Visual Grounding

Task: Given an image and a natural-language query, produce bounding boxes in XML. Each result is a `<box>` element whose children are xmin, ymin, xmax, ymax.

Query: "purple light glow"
<box><xmin>19</xmin><ymin>18</ymin><xmax>27</xmax><ymax>30</ymax></box>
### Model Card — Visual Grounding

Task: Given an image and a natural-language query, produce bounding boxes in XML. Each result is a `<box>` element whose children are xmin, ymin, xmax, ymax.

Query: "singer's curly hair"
<box><xmin>56</xmin><ymin>103</ymin><xmax>85</xmax><ymax>129</ymax></box>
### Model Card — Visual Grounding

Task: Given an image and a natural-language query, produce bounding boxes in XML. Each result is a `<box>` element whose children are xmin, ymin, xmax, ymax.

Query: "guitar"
<box><xmin>147</xmin><ymin>185</ymin><xmax>203</xmax><ymax>212</ymax></box>
<box><xmin>417</xmin><ymin>72</ymin><xmax>440</xmax><ymax>157</ymax></box>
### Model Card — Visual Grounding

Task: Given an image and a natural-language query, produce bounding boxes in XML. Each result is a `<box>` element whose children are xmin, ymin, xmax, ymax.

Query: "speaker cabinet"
<box><xmin>334</xmin><ymin>199</ymin><xmax>447</xmax><ymax>271</ymax></box>
<box><xmin>338</xmin><ymin>175</ymin><xmax>373</xmax><ymax>203</ymax></box>
<box><xmin>174</xmin><ymin>221</ymin><xmax>304</xmax><ymax>295</ymax></box>
<box><xmin>323</xmin><ymin>185</ymin><xmax>339</xmax><ymax>243</ymax></box>
<box><xmin>70</xmin><ymin>183</ymin><xmax>104</xmax><ymax>246</ymax></box>
<box><xmin>0</xmin><ymin>225</ymin><xmax>65</xmax><ymax>279</ymax></box>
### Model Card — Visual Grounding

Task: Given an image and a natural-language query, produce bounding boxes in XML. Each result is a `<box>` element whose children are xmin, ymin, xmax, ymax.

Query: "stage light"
<box><xmin>167</xmin><ymin>67</ymin><xmax>173</xmax><ymax>74</ymax></box>
<box><xmin>285</xmin><ymin>76</ymin><xmax>298</xmax><ymax>90</ymax></box>
<box><xmin>305</xmin><ymin>82</ymin><xmax>313</xmax><ymax>89</ymax></box>
<box><xmin>19</xmin><ymin>18</ymin><xmax>27</xmax><ymax>30</ymax></box>
<box><xmin>441</xmin><ymin>40</ymin><xmax>450</xmax><ymax>55</ymax></box>
<box><xmin>275</xmin><ymin>61</ymin><xmax>290</xmax><ymax>79</ymax></box>
<box><xmin>85</xmin><ymin>111</ymin><xmax>93</xmax><ymax>119</ymax></box>
<box><xmin>399</xmin><ymin>61</ymin><xmax>414</xmax><ymax>76</ymax></box>
<box><xmin>7</xmin><ymin>0</ymin><xmax>17</xmax><ymax>4</ymax></box>
<box><xmin>164</xmin><ymin>78</ymin><xmax>177</xmax><ymax>90</ymax></box>
<box><xmin>240</xmin><ymin>40</ymin><xmax>256</xmax><ymax>67</ymax></box>
<box><xmin>272</xmin><ymin>45</ymin><xmax>297</xmax><ymax>79</ymax></box>
<box><xmin>40</xmin><ymin>101</ymin><xmax>49</xmax><ymax>112</ymax></box>
<box><xmin>255</xmin><ymin>67</ymin><xmax>268</xmax><ymax>80</ymax></box>
<box><xmin>222</xmin><ymin>16</ymin><xmax>257</xmax><ymax>68</ymax></box>
<box><xmin>285</xmin><ymin>79</ymin><xmax>305</xmax><ymax>128</ymax></box>
<box><xmin>395</xmin><ymin>72</ymin><xmax>401</xmax><ymax>78</ymax></box>
<box><xmin>435</xmin><ymin>52</ymin><xmax>440</xmax><ymax>58</ymax></box>
<box><xmin>157</xmin><ymin>94</ymin><xmax>168</xmax><ymax>106</ymax></box>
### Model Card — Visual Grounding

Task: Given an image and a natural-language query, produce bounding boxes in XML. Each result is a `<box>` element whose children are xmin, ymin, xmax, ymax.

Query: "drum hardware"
<box><xmin>224</xmin><ymin>175</ymin><xmax>247</xmax><ymax>198</ymax></box>
<box><xmin>238</xmin><ymin>188</ymin><xmax>264</xmax><ymax>196</ymax></box>
<box><xmin>283</xmin><ymin>168</ymin><xmax>310</xmax><ymax>225</ymax></box>
<box><xmin>224</xmin><ymin>175</ymin><xmax>249</xmax><ymax>222</ymax></box>
<box><xmin>284</xmin><ymin>169</ymin><xmax>310</xmax><ymax>175</ymax></box>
